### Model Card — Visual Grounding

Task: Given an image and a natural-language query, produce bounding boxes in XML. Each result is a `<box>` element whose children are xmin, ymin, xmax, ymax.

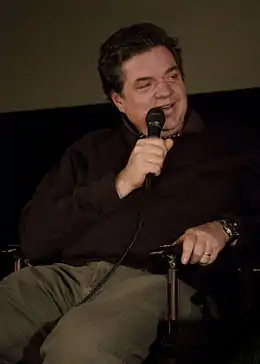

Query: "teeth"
<box><xmin>162</xmin><ymin>104</ymin><xmax>171</xmax><ymax>109</ymax></box>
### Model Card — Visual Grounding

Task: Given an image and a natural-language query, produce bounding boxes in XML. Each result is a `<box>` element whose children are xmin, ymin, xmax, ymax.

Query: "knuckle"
<box><xmin>182</xmin><ymin>240</ymin><xmax>193</xmax><ymax>252</ymax></box>
<box><xmin>132</xmin><ymin>147</ymin><xmax>142</xmax><ymax>158</ymax></box>
<box><xmin>137</xmin><ymin>138</ymin><xmax>146</xmax><ymax>145</ymax></box>
<box><xmin>151</xmin><ymin>164</ymin><xmax>160</xmax><ymax>174</ymax></box>
<box><xmin>185</xmin><ymin>227</ymin><xmax>196</xmax><ymax>235</ymax></box>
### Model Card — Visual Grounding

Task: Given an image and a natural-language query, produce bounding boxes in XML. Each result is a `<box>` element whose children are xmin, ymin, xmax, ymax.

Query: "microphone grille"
<box><xmin>145</xmin><ymin>107</ymin><xmax>165</xmax><ymax>129</ymax></box>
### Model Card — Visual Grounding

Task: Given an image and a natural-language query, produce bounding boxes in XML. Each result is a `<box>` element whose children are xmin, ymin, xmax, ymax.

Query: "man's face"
<box><xmin>112</xmin><ymin>45</ymin><xmax>188</xmax><ymax>137</ymax></box>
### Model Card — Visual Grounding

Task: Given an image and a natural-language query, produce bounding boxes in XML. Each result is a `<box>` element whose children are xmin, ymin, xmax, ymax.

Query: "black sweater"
<box><xmin>20</xmin><ymin>113</ymin><xmax>260</xmax><ymax>271</ymax></box>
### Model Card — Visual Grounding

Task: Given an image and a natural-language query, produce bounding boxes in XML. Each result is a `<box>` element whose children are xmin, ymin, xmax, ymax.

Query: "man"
<box><xmin>0</xmin><ymin>23</ymin><xmax>259</xmax><ymax>364</ymax></box>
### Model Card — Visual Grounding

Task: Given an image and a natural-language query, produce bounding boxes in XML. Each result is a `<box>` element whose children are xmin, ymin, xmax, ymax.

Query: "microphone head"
<box><xmin>145</xmin><ymin>107</ymin><xmax>165</xmax><ymax>137</ymax></box>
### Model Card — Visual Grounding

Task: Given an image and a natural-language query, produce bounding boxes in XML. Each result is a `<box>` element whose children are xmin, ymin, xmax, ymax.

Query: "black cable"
<box><xmin>76</xmin><ymin>188</ymin><xmax>149</xmax><ymax>306</ymax></box>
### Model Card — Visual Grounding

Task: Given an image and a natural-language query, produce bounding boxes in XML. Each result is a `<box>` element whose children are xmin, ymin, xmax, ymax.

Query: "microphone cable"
<box><xmin>76</xmin><ymin>188</ymin><xmax>149</xmax><ymax>306</ymax></box>
<box><xmin>77</xmin><ymin>107</ymin><xmax>165</xmax><ymax>306</ymax></box>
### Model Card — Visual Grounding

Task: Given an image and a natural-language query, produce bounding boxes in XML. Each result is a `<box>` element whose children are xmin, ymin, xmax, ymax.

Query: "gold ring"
<box><xmin>203</xmin><ymin>252</ymin><xmax>211</xmax><ymax>257</ymax></box>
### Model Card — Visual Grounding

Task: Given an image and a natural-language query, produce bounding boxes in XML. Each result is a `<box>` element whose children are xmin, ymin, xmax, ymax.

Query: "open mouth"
<box><xmin>161</xmin><ymin>102</ymin><xmax>175</xmax><ymax>110</ymax></box>
<box><xmin>160</xmin><ymin>102</ymin><xmax>176</xmax><ymax>114</ymax></box>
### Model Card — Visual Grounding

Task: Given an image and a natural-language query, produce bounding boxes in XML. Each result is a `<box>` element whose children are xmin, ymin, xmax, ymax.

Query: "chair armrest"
<box><xmin>0</xmin><ymin>245</ymin><xmax>31</xmax><ymax>275</ymax></box>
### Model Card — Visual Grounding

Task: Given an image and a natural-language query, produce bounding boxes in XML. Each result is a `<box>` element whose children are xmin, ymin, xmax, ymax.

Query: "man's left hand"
<box><xmin>178</xmin><ymin>221</ymin><xmax>228</xmax><ymax>265</ymax></box>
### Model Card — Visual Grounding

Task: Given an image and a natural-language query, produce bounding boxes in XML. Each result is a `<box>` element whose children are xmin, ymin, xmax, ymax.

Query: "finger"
<box><xmin>181</xmin><ymin>233</ymin><xmax>196</xmax><ymax>264</ymax></box>
<box><xmin>138</xmin><ymin>139</ymin><xmax>169</xmax><ymax>156</ymax></box>
<box><xmin>190</xmin><ymin>239</ymin><xmax>207</xmax><ymax>264</ymax></box>
<box><xmin>145</xmin><ymin>154</ymin><xmax>164</xmax><ymax>165</ymax></box>
<box><xmin>199</xmin><ymin>251</ymin><xmax>212</xmax><ymax>265</ymax></box>
<box><xmin>165</xmin><ymin>138</ymin><xmax>174</xmax><ymax>151</ymax></box>
<box><xmin>143</xmin><ymin>161</ymin><xmax>162</xmax><ymax>176</ymax></box>
<box><xmin>206</xmin><ymin>248</ymin><xmax>218</xmax><ymax>265</ymax></box>
<box><xmin>199</xmin><ymin>240</ymin><xmax>219</xmax><ymax>265</ymax></box>
<box><xmin>144</xmin><ymin>146</ymin><xmax>167</xmax><ymax>160</ymax></box>
<box><xmin>146</xmin><ymin>163</ymin><xmax>161</xmax><ymax>176</ymax></box>
<box><xmin>135</xmin><ymin>145</ymin><xmax>166</xmax><ymax>159</ymax></box>
<box><xmin>154</xmin><ymin>168</ymin><xmax>162</xmax><ymax>177</ymax></box>
<box><xmin>139</xmin><ymin>137</ymin><xmax>167</xmax><ymax>148</ymax></box>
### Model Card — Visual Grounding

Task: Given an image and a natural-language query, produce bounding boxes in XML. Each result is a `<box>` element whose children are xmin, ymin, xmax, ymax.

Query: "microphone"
<box><xmin>145</xmin><ymin>107</ymin><xmax>165</xmax><ymax>189</ymax></box>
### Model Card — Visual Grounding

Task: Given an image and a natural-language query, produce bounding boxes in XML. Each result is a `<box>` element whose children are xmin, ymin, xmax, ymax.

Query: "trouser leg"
<box><xmin>41</xmin><ymin>264</ymin><xmax>167</xmax><ymax>364</ymax></box>
<box><xmin>0</xmin><ymin>262</ymin><xmax>109</xmax><ymax>363</ymax></box>
<box><xmin>0</xmin><ymin>261</ymin><xmax>203</xmax><ymax>364</ymax></box>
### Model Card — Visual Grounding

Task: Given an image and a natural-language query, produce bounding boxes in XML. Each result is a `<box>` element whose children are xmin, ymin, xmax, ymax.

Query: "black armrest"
<box><xmin>0</xmin><ymin>244</ymin><xmax>22</xmax><ymax>256</ymax></box>
<box><xmin>0</xmin><ymin>245</ymin><xmax>31</xmax><ymax>278</ymax></box>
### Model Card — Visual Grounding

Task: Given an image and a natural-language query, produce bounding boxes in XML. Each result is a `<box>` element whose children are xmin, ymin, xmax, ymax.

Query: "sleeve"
<box><xmin>19</xmin><ymin>144</ymin><xmax>122</xmax><ymax>262</ymax></box>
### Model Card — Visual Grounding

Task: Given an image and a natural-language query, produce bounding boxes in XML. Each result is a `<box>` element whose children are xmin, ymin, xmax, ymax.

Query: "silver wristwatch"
<box><xmin>218</xmin><ymin>219</ymin><xmax>240</xmax><ymax>244</ymax></box>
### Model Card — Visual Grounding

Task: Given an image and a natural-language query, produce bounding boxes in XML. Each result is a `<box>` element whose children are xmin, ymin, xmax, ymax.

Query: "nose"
<box><xmin>155</xmin><ymin>80</ymin><xmax>173</xmax><ymax>99</ymax></box>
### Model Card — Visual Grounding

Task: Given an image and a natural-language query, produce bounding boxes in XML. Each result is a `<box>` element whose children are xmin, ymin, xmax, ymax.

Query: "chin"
<box><xmin>162</xmin><ymin>118</ymin><xmax>184</xmax><ymax>135</ymax></box>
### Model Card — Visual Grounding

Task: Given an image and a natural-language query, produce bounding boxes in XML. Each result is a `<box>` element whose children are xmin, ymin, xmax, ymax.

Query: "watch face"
<box><xmin>229</xmin><ymin>221</ymin><xmax>240</xmax><ymax>235</ymax></box>
<box><xmin>220</xmin><ymin>220</ymin><xmax>240</xmax><ymax>239</ymax></box>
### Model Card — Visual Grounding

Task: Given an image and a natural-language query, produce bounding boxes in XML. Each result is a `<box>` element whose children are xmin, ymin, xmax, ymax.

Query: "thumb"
<box><xmin>165</xmin><ymin>138</ymin><xmax>174</xmax><ymax>151</ymax></box>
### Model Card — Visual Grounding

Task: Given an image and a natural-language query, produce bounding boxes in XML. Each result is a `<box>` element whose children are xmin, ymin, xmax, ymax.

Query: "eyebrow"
<box><xmin>165</xmin><ymin>65</ymin><xmax>179</xmax><ymax>74</ymax></box>
<box><xmin>134</xmin><ymin>65</ymin><xmax>179</xmax><ymax>84</ymax></box>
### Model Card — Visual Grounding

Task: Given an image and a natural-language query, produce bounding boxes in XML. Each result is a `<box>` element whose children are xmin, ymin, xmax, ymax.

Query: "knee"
<box><xmin>0</xmin><ymin>267</ymin><xmax>39</xmax><ymax>313</ymax></box>
<box><xmin>0</xmin><ymin>269</ymin><xmax>28</xmax><ymax>312</ymax></box>
<box><xmin>41</xmin><ymin>311</ymin><xmax>106</xmax><ymax>359</ymax></box>
<box><xmin>0</xmin><ymin>269</ymin><xmax>34</xmax><ymax>358</ymax></box>
<box><xmin>0</xmin><ymin>266</ymin><xmax>35</xmax><ymax>291</ymax></box>
<box><xmin>44</xmin><ymin>316</ymin><xmax>83</xmax><ymax>349</ymax></box>
<box><xmin>41</xmin><ymin>309</ymin><xmax>133</xmax><ymax>363</ymax></box>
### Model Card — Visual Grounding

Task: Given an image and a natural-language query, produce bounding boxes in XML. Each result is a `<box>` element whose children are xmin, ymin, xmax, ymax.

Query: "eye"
<box><xmin>168</xmin><ymin>72</ymin><xmax>179</xmax><ymax>81</ymax></box>
<box><xmin>136</xmin><ymin>82</ymin><xmax>151</xmax><ymax>90</ymax></box>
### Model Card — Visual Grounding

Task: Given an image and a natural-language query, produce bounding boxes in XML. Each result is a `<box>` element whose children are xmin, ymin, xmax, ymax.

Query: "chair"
<box><xmin>0</xmin><ymin>244</ymin><xmax>31</xmax><ymax>280</ymax></box>
<box><xmin>144</xmin><ymin>244</ymin><xmax>255</xmax><ymax>363</ymax></box>
<box><xmin>1</xmin><ymin>242</ymin><xmax>260</xmax><ymax>364</ymax></box>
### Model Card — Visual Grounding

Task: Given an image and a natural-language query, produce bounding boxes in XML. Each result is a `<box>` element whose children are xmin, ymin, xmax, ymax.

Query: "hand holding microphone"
<box><xmin>116</xmin><ymin>107</ymin><xmax>174</xmax><ymax>198</ymax></box>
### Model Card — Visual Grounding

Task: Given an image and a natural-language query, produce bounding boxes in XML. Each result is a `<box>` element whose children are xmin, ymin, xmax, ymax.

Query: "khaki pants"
<box><xmin>0</xmin><ymin>262</ymin><xmax>200</xmax><ymax>364</ymax></box>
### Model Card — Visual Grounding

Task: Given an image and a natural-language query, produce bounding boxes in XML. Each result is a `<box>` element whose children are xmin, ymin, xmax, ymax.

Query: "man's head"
<box><xmin>98</xmin><ymin>23</ymin><xmax>188</xmax><ymax>137</ymax></box>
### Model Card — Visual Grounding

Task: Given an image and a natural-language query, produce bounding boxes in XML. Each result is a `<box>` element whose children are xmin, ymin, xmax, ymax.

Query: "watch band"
<box><xmin>218</xmin><ymin>219</ymin><xmax>240</xmax><ymax>244</ymax></box>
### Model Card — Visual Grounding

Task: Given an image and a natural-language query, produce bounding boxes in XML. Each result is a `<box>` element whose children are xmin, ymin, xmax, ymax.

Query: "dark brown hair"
<box><xmin>98</xmin><ymin>23</ymin><xmax>183</xmax><ymax>100</ymax></box>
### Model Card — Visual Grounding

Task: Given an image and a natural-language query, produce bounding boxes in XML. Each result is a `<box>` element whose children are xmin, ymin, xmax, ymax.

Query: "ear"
<box><xmin>111</xmin><ymin>92</ymin><xmax>126</xmax><ymax>114</ymax></box>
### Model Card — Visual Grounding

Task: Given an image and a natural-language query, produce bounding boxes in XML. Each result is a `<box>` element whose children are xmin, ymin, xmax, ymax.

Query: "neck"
<box><xmin>122</xmin><ymin>115</ymin><xmax>184</xmax><ymax>140</ymax></box>
<box><xmin>162</xmin><ymin>131</ymin><xmax>182</xmax><ymax>140</ymax></box>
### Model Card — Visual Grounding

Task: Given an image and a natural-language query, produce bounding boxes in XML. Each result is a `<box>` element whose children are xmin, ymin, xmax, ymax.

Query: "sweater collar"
<box><xmin>121</xmin><ymin>108</ymin><xmax>204</xmax><ymax>148</ymax></box>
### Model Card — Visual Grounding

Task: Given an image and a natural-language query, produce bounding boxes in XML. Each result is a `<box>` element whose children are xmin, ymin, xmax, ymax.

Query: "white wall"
<box><xmin>1</xmin><ymin>0</ymin><xmax>259</xmax><ymax>112</ymax></box>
